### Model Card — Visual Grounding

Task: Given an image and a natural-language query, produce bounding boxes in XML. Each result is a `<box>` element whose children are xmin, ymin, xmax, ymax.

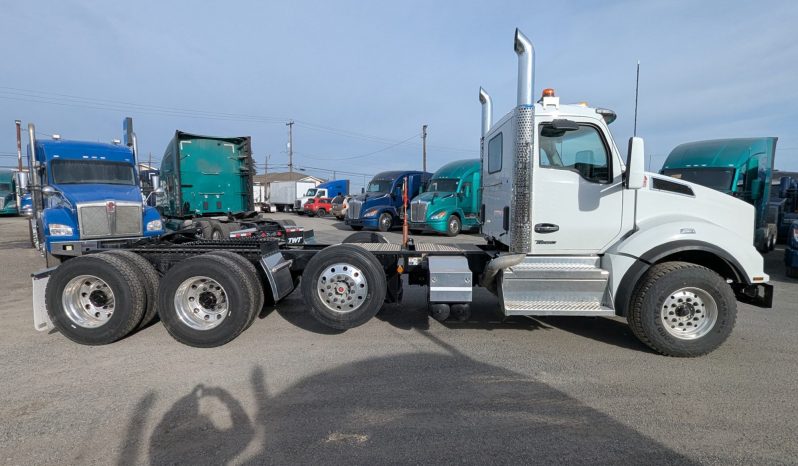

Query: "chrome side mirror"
<box><xmin>15</xmin><ymin>171</ymin><xmax>29</xmax><ymax>189</ymax></box>
<box><xmin>41</xmin><ymin>185</ymin><xmax>56</xmax><ymax>196</ymax></box>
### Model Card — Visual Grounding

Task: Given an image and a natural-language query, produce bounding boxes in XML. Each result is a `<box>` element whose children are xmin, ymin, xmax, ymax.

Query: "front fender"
<box><xmin>41</xmin><ymin>207</ymin><xmax>80</xmax><ymax>250</ymax></box>
<box><xmin>143</xmin><ymin>206</ymin><xmax>164</xmax><ymax>236</ymax></box>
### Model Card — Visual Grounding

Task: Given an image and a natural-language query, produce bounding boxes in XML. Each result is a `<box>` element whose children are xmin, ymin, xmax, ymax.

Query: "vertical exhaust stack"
<box><xmin>514</xmin><ymin>28</ymin><xmax>535</xmax><ymax>107</ymax></box>
<box><xmin>479</xmin><ymin>87</ymin><xmax>493</xmax><ymax>137</ymax></box>
<box><xmin>511</xmin><ymin>28</ymin><xmax>535</xmax><ymax>253</ymax></box>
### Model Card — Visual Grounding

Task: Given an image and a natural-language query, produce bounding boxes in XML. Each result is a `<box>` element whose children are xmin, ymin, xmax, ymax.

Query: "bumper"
<box><xmin>48</xmin><ymin>237</ymin><xmax>147</xmax><ymax>257</ymax></box>
<box><xmin>345</xmin><ymin>217</ymin><xmax>379</xmax><ymax>229</ymax></box>
<box><xmin>411</xmin><ymin>219</ymin><xmax>450</xmax><ymax>233</ymax></box>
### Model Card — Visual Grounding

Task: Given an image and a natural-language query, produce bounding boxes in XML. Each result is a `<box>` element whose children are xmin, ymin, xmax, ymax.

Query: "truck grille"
<box><xmin>348</xmin><ymin>200</ymin><xmax>363</xmax><ymax>219</ymax></box>
<box><xmin>410</xmin><ymin>201</ymin><xmax>428</xmax><ymax>222</ymax></box>
<box><xmin>78</xmin><ymin>202</ymin><xmax>142</xmax><ymax>239</ymax></box>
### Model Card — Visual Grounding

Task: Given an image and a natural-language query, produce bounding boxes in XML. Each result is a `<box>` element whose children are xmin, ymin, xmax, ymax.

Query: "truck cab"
<box><xmin>295</xmin><ymin>179</ymin><xmax>349</xmax><ymax>212</ymax></box>
<box><xmin>26</xmin><ymin>129</ymin><xmax>163</xmax><ymax>261</ymax></box>
<box><xmin>0</xmin><ymin>170</ymin><xmax>19</xmax><ymax>216</ymax></box>
<box><xmin>660</xmin><ymin>138</ymin><xmax>778</xmax><ymax>252</ymax></box>
<box><xmin>346</xmin><ymin>171</ymin><xmax>431</xmax><ymax>231</ymax></box>
<box><xmin>409</xmin><ymin>159</ymin><xmax>480</xmax><ymax>236</ymax></box>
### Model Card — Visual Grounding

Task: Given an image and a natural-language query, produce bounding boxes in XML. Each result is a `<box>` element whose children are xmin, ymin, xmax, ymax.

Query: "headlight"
<box><xmin>48</xmin><ymin>223</ymin><xmax>74</xmax><ymax>236</ymax></box>
<box><xmin>146</xmin><ymin>219</ymin><xmax>163</xmax><ymax>232</ymax></box>
<box><xmin>792</xmin><ymin>225</ymin><xmax>798</xmax><ymax>243</ymax></box>
<box><xmin>363</xmin><ymin>208</ymin><xmax>380</xmax><ymax>218</ymax></box>
<box><xmin>430</xmin><ymin>210</ymin><xmax>447</xmax><ymax>220</ymax></box>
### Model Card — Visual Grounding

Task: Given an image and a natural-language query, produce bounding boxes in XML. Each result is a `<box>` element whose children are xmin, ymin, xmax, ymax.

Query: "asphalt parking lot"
<box><xmin>0</xmin><ymin>214</ymin><xmax>796</xmax><ymax>464</ymax></box>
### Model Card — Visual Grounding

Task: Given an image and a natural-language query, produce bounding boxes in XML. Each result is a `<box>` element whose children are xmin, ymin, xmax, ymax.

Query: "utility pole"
<box><xmin>422</xmin><ymin>124</ymin><xmax>428</xmax><ymax>172</ymax></box>
<box><xmin>286</xmin><ymin>120</ymin><xmax>294</xmax><ymax>175</ymax></box>
<box><xmin>15</xmin><ymin>120</ymin><xmax>22</xmax><ymax>171</ymax></box>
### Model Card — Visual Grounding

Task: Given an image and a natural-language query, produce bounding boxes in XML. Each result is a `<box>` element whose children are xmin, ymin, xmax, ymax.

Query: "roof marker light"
<box><xmin>542</xmin><ymin>88</ymin><xmax>555</xmax><ymax>98</ymax></box>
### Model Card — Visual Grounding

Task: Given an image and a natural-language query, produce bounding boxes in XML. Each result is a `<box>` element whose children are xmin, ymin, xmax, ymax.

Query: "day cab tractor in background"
<box><xmin>346</xmin><ymin>170</ymin><xmax>431</xmax><ymax>231</ymax></box>
<box><xmin>33</xmin><ymin>29</ymin><xmax>772</xmax><ymax>358</ymax></box>
<box><xmin>409</xmin><ymin>159</ymin><xmax>480</xmax><ymax>236</ymax></box>
<box><xmin>23</xmin><ymin>122</ymin><xmax>164</xmax><ymax>266</ymax></box>
<box><xmin>660</xmin><ymin>137</ymin><xmax>778</xmax><ymax>253</ymax></box>
<box><xmin>294</xmin><ymin>179</ymin><xmax>349</xmax><ymax>213</ymax></box>
<box><xmin>157</xmin><ymin>130</ymin><xmax>308</xmax><ymax>245</ymax></box>
<box><xmin>0</xmin><ymin>169</ymin><xmax>20</xmax><ymax>216</ymax></box>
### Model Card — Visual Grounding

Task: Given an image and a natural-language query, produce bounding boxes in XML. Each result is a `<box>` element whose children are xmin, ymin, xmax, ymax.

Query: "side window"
<box><xmin>539</xmin><ymin>124</ymin><xmax>611</xmax><ymax>183</ymax></box>
<box><xmin>488</xmin><ymin>133</ymin><xmax>503</xmax><ymax>174</ymax></box>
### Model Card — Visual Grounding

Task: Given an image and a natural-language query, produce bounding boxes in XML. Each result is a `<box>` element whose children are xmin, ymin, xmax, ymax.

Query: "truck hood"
<box><xmin>352</xmin><ymin>193</ymin><xmax>390</xmax><ymax>205</ymax></box>
<box><xmin>415</xmin><ymin>191</ymin><xmax>455</xmax><ymax>204</ymax></box>
<box><xmin>638</xmin><ymin>174</ymin><xmax>755</xmax><ymax>244</ymax></box>
<box><xmin>55</xmin><ymin>184</ymin><xmax>143</xmax><ymax>205</ymax></box>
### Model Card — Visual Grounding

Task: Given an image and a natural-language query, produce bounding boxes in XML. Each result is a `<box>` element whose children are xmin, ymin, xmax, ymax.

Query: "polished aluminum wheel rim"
<box><xmin>316</xmin><ymin>263</ymin><xmax>368</xmax><ymax>313</ymax></box>
<box><xmin>380</xmin><ymin>215</ymin><xmax>391</xmax><ymax>231</ymax></box>
<box><xmin>660</xmin><ymin>287</ymin><xmax>718</xmax><ymax>340</ymax></box>
<box><xmin>449</xmin><ymin>217</ymin><xmax>459</xmax><ymax>234</ymax></box>
<box><xmin>62</xmin><ymin>275</ymin><xmax>115</xmax><ymax>328</ymax></box>
<box><xmin>174</xmin><ymin>276</ymin><xmax>229</xmax><ymax>330</ymax></box>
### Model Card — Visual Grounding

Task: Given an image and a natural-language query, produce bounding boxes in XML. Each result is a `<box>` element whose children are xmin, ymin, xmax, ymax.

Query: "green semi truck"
<box><xmin>409</xmin><ymin>159</ymin><xmax>481</xmax><ymax>236</ymax></box>
<box><xmin>0</xmin><ymin>169</ymin><xmax>20</xmax><ymax>216</ymax></box>
<box><xmin>660</xmin><ymin>137</ymin><xmax>778</xmax><ymax>252</ymax></box>
<box><xmin>158</xmin><ymin>131</ymin><xmax>307</xmax><ymax>243</ymax></box>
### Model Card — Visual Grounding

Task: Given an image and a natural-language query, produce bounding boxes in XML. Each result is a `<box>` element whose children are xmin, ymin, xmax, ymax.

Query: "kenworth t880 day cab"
<box><xmin>32</xmin><ymin>29</ymin><xmax>771</xmax><ymax>357</ymax></box>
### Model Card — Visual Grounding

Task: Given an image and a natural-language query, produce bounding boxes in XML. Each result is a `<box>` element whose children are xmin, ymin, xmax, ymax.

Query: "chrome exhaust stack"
<box><xmin>514</xmin><ymin>28</ymin><xmax>534</xmax><ymax>107</ymax></box>
<box><xmin>479</xmin><ymin>87</ymin><xmax>493</xmax><ymax>137</ymax></box>
<box><xmin>511</xmin><ymin>28</ymin><xmax>534</xmax><ymax>253</ymax></box>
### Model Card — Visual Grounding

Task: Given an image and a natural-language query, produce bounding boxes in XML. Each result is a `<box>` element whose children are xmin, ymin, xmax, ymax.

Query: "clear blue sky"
<box><xmin>1</xmin><ymin>0</ymin><xmax>796</xmax><ymax>190</ymax></box>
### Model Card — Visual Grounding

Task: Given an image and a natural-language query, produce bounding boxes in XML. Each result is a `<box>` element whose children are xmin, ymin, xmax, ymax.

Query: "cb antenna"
<box><xmin>633</xmin><ymin>60</ymin><xmax>640</xmax><ymax>137</ymax></box>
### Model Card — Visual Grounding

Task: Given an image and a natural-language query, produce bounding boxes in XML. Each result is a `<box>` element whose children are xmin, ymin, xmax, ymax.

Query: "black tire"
<box><xmin>157</xmin><ymin>255</ymin><xmax>256</xmax><ymax>347</ymax></box>
<box><xmin>343</xmin><ymin>231</ymin><xmax>388</xmax><ymax>244</ymax></box>
<box><xmin>45</xmin><ymin>253</ymin><xmax>146</xmax><ymax>345</ymax></box>
<box><xmin>446</xmin><ymin>215</ymin><xmax>461</xmax><ymax>237</ymax></box>
<box><xmin>627</xmin><ymin>261</ymin><xmax>737</xmax><ymax>357</ymax></box>
<box><xmin>301</xmin><ymin>244</ymin><xmax>387</xmax><ymax>330</ymax></box>
<box><xmin>106</xmin><ymin>250</ymin><xmax>160</xmax><ymax>329</ymax></box>
<box><xmin>196</xmin><ymin>220</ymin><xmax>212</xmax><ymax>239</ymax></box>
<box><xmin>316</xmin><ymin>208</ymin><xmax>327</xmax><ymax>218</ymax></box>
<box><xmin>350</xmin><ymin>225</ymin><xmax>363</xmax><ymax>231</ymax></box>
<box><xmin>786</xmin><ymin>266</ymin><xmax>798</xmax><ymax>278</ymax></box>
<box><xmin>208</xmin><ymin>220</ymin><xmax>229</xmax><ymax>240</ymax></box>
<box><xmin>377</xmin><ymin>212</ymin><xmax>393</xmax><ymax>232</ymax></box>
<box><xmin>205</xmin><ymin>251</ymin><xmax>265</xmax><ymax>326</ymax></box>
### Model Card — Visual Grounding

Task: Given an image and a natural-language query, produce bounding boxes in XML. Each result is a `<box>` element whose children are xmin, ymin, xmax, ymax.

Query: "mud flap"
<box><xmin>259</xmin><ymin>251</ymin><xmax>295</xmax><ymax>302</ymax></box>
<box><xmin>32</xmin><ymin>268</ymin><xmax>56</xmax><ymax>332</ymax></box>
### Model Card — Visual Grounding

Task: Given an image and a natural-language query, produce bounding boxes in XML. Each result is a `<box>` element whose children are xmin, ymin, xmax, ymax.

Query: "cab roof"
<box><xmin>431</xmin><ymin>159</ymin><xmax>480</xmax><ymax>179</ymax></box>
<box><xmin>663</xmin><ymin>138</ymin><xmax>778</xmax><ymax>170</ymax></box>
<box><xmin>35</xmin><ymin>139</ymin><xmax>134</xmax><ymax>162</ymax></box>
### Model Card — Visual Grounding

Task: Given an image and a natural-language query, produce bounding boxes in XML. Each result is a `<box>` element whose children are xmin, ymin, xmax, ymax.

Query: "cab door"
<box><xmin>530</xmin><ymin>117</ymin><xmax>624</xmax><ymax>254</ymax></box>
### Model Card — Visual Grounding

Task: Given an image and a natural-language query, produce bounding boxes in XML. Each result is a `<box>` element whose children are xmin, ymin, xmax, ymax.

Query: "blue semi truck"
<box><xmin>345</xmin><ymin>170</ymin><xmax>431</xmax><ymax>231</ymax></box>
<box><xmin>23</xmin><ymin>123</ymin><xmax>163</xmax><ymax>264</ymax></box>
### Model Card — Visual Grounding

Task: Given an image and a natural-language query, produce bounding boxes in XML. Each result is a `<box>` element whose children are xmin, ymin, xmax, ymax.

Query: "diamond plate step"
<box><xmin>502</xmin><ymin>299</ymin><xmax>614</xmax><ymax>316</ymax></box>
<box><xmin>505</xmin><ymin>256</ymin><xmax>607</xmax><ymax>280</ymax></box>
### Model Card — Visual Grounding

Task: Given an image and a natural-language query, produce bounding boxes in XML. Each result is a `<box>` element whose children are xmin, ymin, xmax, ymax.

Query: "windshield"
<box><xmin>661</xmin><ymin>168</ymin><xmax>735</xmax><ymax>191</ymax></box>
<box><xmin>367</xmin><ymin>179</ymin><xmax>394</xmax><ymax>193</ymax></box>
<box><xmin>51</xmin><ymin>160</ymin><xmax>136</xmax><ymax>185</ymax></box>
<box><xmin>305</xmin><ymin>188</ymin><xmax>318</xmax><ymax>197</ymax></box>
<box><xmin>427</xmin><ymin>178</ymin><xmax>459</xmax><ymax>192</ymax></box>
<box><xmin>0</xmin><ymin>183</ymin><xmax>11</xmax><ymax>192</ymax></box>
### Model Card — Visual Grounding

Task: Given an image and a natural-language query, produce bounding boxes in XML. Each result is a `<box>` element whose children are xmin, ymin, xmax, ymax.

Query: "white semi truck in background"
<box><xmin>33</xmin><ymin>29</ymin><xmax>771</xmax><ymax>357</ymax></box>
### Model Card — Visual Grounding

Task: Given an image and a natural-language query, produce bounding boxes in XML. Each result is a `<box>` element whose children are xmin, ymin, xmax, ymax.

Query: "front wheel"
<box><xmin>377</xmin><ymin>213</ymin><xmax>393</xmax><ymax>232</ymax></box>
<box><xmin>445</xmin><ymin>215</ymin><xmax>461</xmax><ymax>237</ymax></box>
<box><xmin>627</xmin><ymin>261</ymin><xmax>736</xmax><ymax>357</ymax></box>
<box><xmin>301</xmin><ymin>244</ymin><xmax>387</xmax><ymax>329</ymax></box>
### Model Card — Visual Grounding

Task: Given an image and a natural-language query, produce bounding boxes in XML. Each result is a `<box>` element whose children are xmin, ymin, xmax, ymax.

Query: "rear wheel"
<box><xmin>106</xmin><ymin>250</ymin><xmax>160</xmax><ymax>328</ymax></box>
<box><xmin>627</xmin><ymin>261</ymin><xmax>736</xmax><ymax>357</ymax></box>
<box><xmin>786</xmin><ymin>266</ymin><xmax>798</xmax><ymax>278</ymax></box>
<box><xmin>45</xmin><ymin>253</ymin><xmax>146</xmax><ymax>345</ymax></box>
<box><xmin>377</xmin><ymin>213</ymin><xmax>393</xmax><ymax>232</ymax></box>
<box><xmin>316</xmin><ymin>208</ymin><xmax>327</xmax><ymax>218</ymax></box>
<box><xmin>301</xmin><ymin>244</ymin><xmax>387</xmax><ymax>329</ymax></box>
<box><xmin>208</xmin><ymin>220</ymin><xmax>229</xmax><ymax>240</ymax></box>
<box><xmin>204</xmin><ymin>251</ymin><xmax>264</xmax><ymax>326</ymax></box>
<box><xmin>158</xmin><ymin>255</ymin><xmax>256</xmax><ymax>347</ymax></box>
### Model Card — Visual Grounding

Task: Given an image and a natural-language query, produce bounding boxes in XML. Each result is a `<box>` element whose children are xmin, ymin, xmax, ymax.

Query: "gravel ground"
<box><xmin>0</xmin><ymin>214</ymin><xmax>796</xmax><ymax>465</ymax></box>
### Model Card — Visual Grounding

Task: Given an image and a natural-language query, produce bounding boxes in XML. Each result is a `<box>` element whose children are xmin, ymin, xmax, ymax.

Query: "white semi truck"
<box><xmin>32</xmin><ymin>29</ymin><xmax>771</xmax><ymax>356</ymax></box>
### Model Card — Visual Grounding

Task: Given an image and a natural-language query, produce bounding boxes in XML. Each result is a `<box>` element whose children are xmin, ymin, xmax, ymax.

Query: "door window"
<box><xmin>539</xmin><ymin>124</ymin><xmax>611</xmax><ymax>183</ymax></box>
<box><xmin>488</xmin><ymin>133</ymin><xmax>503</xmax><ymax>174</ymax></box>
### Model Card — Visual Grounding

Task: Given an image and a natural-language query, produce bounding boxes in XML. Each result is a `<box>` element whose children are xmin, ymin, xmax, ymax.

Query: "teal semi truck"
<box><xmin>0</xmin><ymin>169</ymin><xmax>19</xmax><ymax>215</ymax></box>
<box><xmin>660</xmin><ymin>137</ymin><xmax>778</xmax><ymax>253</ymax></box>
<box><xmin>409</xmin><ymin>159</ymin><xmax>481</xmax><ymax>236</ymax></box>
<box><xmin>157</xmin><ymin>130</ymin><xmax>308</xmax><ymax>243</ymax></box>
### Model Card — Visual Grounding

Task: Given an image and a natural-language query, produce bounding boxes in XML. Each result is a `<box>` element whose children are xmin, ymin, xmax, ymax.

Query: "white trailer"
<box><xmin>267</xmin><ymin>180</ymin><xmax>316</xmax><ymax>212</ymax></box>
